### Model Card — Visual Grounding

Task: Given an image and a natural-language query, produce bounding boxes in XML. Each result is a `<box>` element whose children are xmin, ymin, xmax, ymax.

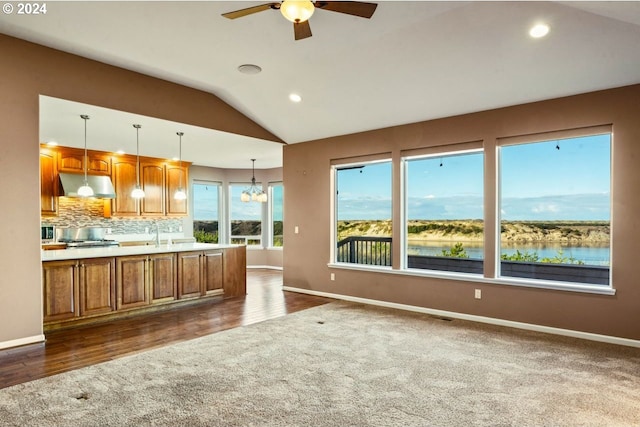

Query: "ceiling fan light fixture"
<box><xmin>280</xmin><ymin>0</ymin><xmax>314</xmax><ymax>23</ymax></box>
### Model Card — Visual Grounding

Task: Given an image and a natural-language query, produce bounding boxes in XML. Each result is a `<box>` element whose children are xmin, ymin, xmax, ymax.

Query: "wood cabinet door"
<box><xmin>202</xmin><ymin>251</ymin><xmax>223</xmax><ymax>295</ymax></box>
<box><xmin>58</xmin><ymin>148</ymin><xmax>111</xmax><ymax>175</ymax></box>
<box><xmin>150</xmin><ymin>253</ymin><xmax>177</xmax><ymax>303</ymax></box>
<box><xmin>141</xmin><ymin>162</ymin><xmax>165</xmax><ymax>216</ymax></box>
<box><xmin>40</xmin><ymin>150</ymin><xmax>58</xmax><ymax>216</ymax></box>
<box><xmin>223</xmin><ymin>246</ymin><xmax>247</xmax><ymax>298</ymax></box>
<box><xmin>165</xmin><ymin>164</ymin><xmax>188</xmax><ymax>215</ymax></box>
<box><xmin>112</xmin><ymin>158</ymin><xmax>139</xmax><ymax>216</ymax></box>
<box><xmin>177</xmin><ymin>251</ymin><xmax>203</xmax><ymax>299</ymax></box>
<box><xmin>116</xmin><ymin>255</ymin><xmax>149</xmax><ymax>310</ymax></box>
<box><xmin>42</xmin><ymin>260</ymin><xmax>78</xmax><ymax>322</ymax></box>
<box><xmin>79</xmin><ymin>257</ymin><xmax>116</xmax><ymax>317</ymax></box>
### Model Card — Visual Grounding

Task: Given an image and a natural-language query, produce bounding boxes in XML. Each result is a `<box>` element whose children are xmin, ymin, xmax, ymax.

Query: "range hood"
<box><xmin>59</xmin><ymin>173</ymin><xmax>116</xmax><ymax>199</ymax></box>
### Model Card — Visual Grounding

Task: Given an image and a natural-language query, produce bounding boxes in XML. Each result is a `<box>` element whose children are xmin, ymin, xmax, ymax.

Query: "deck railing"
<box><xmin>337</xmin><ymin>236</ymin><xmax>609</xmax><ymax>285</ymax></box>
<box><xmin>336</xmin><ymin>236</ymin><xmax>392</xmax><ymax>266</ymax></box>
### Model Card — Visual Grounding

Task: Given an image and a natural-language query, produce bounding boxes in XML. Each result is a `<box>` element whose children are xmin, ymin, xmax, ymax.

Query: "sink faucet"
<box><xmin>153</xmin><ymin>221</ymin><xmax>161</xmax><ymax>247</ymax></box>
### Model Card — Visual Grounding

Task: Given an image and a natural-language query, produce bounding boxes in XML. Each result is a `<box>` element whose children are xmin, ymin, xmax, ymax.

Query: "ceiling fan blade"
<box><xmin>294</xmin><ymin>20</ymin><xmax>312</xmax><ymax>40</ymax></box>
<box><xmin>222</xmin><ymin>3</ymin><xmax>280</xmax><ymax>19</ymax></box>
<box><xmin>315</xmin><ymin>1</ymin><xmax>378</xmax><ymax>19</ymax></box>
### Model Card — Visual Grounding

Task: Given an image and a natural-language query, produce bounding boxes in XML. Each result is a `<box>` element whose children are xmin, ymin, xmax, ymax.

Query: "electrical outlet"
<box><xmin>330</xmin><ymin>273</ymin><xmax>335</xmax><ymax>281</ymax></box>
<box><xmin>475</xmin><ymin>289</ymin><xmax>482</xmax><ymax>299</ymax></box>
<box><xmin>145</xmin><ymin>227</ymin><xmax>149</xmax><ymax>234</ymax></box>
<box><xmin>294</xmin><ymin>226</ymin><xmax>299</xmax><ymax>234</ymax></box>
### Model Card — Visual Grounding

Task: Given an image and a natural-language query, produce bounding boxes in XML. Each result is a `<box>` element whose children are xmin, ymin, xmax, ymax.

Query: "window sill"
<box><xmin>327</xmin><ymin>263</ymin><xmax>616</xmax><ymax>296</ymax></box>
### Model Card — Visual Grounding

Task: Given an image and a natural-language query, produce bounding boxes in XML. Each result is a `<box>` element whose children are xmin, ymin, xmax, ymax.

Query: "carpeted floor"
<box><xmin>1</xmin><ymin>301</ymin><xmax>639</xmax><ymax>426</ymax></box>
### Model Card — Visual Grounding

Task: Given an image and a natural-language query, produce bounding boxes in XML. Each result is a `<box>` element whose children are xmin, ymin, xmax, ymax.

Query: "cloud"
<box><xmin>336</xmin><ymin>193</ymin><xmax>609</xmax><ymax>221</ymax></box>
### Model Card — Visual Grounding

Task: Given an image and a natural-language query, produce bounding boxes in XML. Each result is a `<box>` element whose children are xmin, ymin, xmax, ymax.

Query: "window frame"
<box><xmin>496</xmin><ymin>127</ymin><xmax>613</xmax><ymax>289</ymax></box>
<box><xmin>401</xmin><ymin>148</ymin><xmax>485</xmax><ymax>275</ymax></box>
<box><xmin>331</xmin><ymin>157</ymin><xmax>393</xmax><ymax>267</ymax></box>
<box><xmin>228</xmin><ymin>182</ymin><xmax>264</xmax><ymax>248</ymax></box>
<box><xmin>192</xmin><ymin>180</ymin><xmax>222</xmax><ymax>244</ymax></box>
<box><xmin>268</xmin><ymin>181</ymin><xmax>284</xmax><ymax>249</ymax></box>
<box><xmin>326</xmin><ymin>127</ymin><xmax>615</xmax><ymax>296</ymax></box>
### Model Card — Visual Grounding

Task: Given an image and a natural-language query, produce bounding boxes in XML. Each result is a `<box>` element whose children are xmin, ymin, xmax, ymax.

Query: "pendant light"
<box><xmin>241</xmin><ymin>159</ymin><xmax>267</xmax><ymax>203</ymax></box>
<box><xmin>131</xmin><ymin>124</ymin><xmax>145</xmax><ymax>199</ymax></box>
<box><xmin>174</xmin><ymin>131</ymin><xmax>187</xmax><ymax>200</ymax></box>
<box><xmin>77</xmin><ymin>114</ymin><xmax>94</xmax><ymax>197</ymax></box>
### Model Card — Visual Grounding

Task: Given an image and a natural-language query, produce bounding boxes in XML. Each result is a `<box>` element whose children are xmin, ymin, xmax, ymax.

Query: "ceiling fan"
<box><xmin>222</xmin><ymin>1</ymin><xmax>378</xmax><ymax>41</ymax></box>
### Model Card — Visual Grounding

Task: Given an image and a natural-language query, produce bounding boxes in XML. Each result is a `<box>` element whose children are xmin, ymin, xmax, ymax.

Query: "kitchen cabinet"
<box><xmin>111</xmin><ymin>157</ymin><xmax>139</xmax><ymax>216</ymax></box>
<box><xmin>203</xmin><ymin>250</ymin><xmax>223</xmax><ymax>295</ymax></box>
<box><xmin>116</xmin><ymin>255</ymin><xmax>150</xmax><ymax>310</ymax></box>
<box><xmin>40</xmin><ymin>149</ymin><xmax>58</xmax><ymax>216</ymax></box>
<box><xmin>57</xmin><ymin>147</ymin><xmax>111</xmax><ymax>175</ymax></box>
<box><xmin>43</xmin><ymin>245</ymin><xmax>244</xmax><ymax>329</ymax></box>
<box><xmin>43</xmin><ymin>257</ymin><xmax>116</xmax><ymax>322</ymax></box>
<box><xmin>39</xmin><ymin>145</ymin><xmax>191</xmax><ymax>218</ymax></box>
<box><xmin>140</xmin><ymin>161</ymin><xmax>165</xmax><ymax>216</ymax></box>
<box><xmin>42</xmin><ymin>260</ymin><xmax>77</xmax><ymax>322</ymax></box>
<box><xmin>150</xmin><ymin>252</ymin><xmax>177</xmax><ymax>303</ymax></box>
<box><xmin>177</xmin><ymin>251</ymin><xmax>203</xmax><ymax>299</ymax></box>
<box><xmin>165</xmin><ymin>163</ymin><xmax>189</xmax><ymax>215</ymax></box>
<box><xmin>177</xmin><ymin>250</ymin><xmax>225</xmax><ymax>299</ymax></box>
<box><xmin>79</xmin><ymin>257</ymin><xmax>116</xmax><ymax>317</ymax></box>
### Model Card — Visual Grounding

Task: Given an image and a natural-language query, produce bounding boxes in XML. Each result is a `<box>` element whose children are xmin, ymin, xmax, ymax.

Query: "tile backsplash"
<box><xmin>42</xmin><ymin>198</ymin><xmax>184</xmax><ymax>235</ymax></box>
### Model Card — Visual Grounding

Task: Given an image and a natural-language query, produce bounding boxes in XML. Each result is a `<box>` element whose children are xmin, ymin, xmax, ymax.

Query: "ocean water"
<box><xmin>407</xmin><ymin>240</ymin><xmax>610</xmax><ymax>266</ymax></box>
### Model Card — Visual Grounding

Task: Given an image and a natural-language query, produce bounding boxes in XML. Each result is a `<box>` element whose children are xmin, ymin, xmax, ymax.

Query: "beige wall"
<box><xmin>0</xmin><ymin>34</ymin><xmax>281</xmax><ymax>347</ymax></box>
<box><xmin>283</xmin><ymin>84</ymin><xmax>640</xmax><ymax>341</ymax></box>
<box><xmin>189</xmin><ymin>165</ymin><xmax>283</xmax><ymax>269</ymax></box>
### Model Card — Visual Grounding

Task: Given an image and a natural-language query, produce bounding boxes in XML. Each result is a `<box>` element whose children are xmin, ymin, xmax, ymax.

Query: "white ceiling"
<box><xmin>2</xmin><ymin>1</ymin><xmax>640</xmax><ymax>169</ymax></box>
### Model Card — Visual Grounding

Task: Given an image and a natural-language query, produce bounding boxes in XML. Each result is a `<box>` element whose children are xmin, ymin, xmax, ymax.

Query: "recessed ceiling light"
<box><xmin>238</xmin><ymin>64</ymin><xmax>262</xmax><ymax>75</ymax></box>
<box><xmin>529</xmin><ymin>23</ymin><xmax>550</xmax><ymax>38</ymax></box>
<box><xmin>289</xmin><ymin>93</ymin><xmax>302</xmax><ymax>103</ymax></box>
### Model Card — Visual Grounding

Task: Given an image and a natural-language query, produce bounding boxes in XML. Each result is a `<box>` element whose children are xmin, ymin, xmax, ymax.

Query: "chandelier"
<box><xmin>241</xmin><ymin>159</ymin><xmax>267</xmax><ymax>203</ymax></box>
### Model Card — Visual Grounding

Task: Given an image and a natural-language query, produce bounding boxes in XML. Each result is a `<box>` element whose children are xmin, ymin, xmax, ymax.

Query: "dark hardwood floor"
<box><xmin>0</xmin><ymin>269</ymin><xmax>332</xmax><ymax>390</ymax></box>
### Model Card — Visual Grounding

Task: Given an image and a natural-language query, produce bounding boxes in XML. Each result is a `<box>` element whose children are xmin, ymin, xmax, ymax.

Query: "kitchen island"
<box><xmin>41</xmin><ymin>243</ymin><xmax>246</xmax><ymax>329</ymax></box>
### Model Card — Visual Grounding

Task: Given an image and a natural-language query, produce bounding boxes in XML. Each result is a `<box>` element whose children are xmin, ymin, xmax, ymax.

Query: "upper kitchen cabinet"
<box><xmin>39</xmin><ymin>145</ymin><xmax>191</xmax><ymax>218</ymax></box>
<box><xmin>111</xmin><ymin>156</ymin><xmax>139</xmax><ymax>216</ymax></box>
<box><xmin>57</xmin><ymin>147</ymin><xmax>111</xmax><ymax>175</ymax></box>
<box><xmin>165</xmin><ymin>163</ymin><xmax>189</xmax><ymax>216</ymax></box>
<box><xmin>140</xmin><ymin>161</ymin><xmax>165</xmax><ymax>216</ymax></box>
<box><xmin>40</xmin><ymin>147</ymin><xmax>58</xmax><ymax>216</ymax></box>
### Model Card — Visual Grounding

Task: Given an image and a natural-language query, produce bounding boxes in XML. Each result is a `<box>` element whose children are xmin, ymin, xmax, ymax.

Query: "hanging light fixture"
<box><xmin>241</xmin><ymin>159</ymin><xmax>267</xmax><ymax>203</ymax></box>
<box><xmin>77</xmin><ymin>114</ymin><xmax>94</xmax><ymax>197</ymax></box>
<box><xmin>131</xmin><ymin>124</ymin><xmax>145</xmax><ymax>199</ymax></box>
<box><xmin>280</xmin><ymin>0</ymin><xmax>315</xmax><ymax>23</ymax></box>
<box><xmin>174</xmin><ymin>131</ymin><xmax>187</xmax><ymax>200</ymax></box>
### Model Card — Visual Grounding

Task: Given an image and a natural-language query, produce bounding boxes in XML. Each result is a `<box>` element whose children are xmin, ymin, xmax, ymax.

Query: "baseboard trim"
<box><xmin>283</xmin><ymin>286</ymin><xmax>640</xmax><ymax>348</ymax></box>
<box><xmin>0</xmin><ymin>334</ymin><xmax>45</xmax><ymax>350</ymax></box>
<box><xmin>248</xmin><ymin>265</ymin><xmax>283</xmax><ymax>271</ymax></box>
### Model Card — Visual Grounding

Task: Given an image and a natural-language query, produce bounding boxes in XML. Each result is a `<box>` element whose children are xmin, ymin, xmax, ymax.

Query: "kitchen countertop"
<box><xmin>42</xmin><ymin>243</ymin><xmax>242</xmax><ymax>262</ymax></box>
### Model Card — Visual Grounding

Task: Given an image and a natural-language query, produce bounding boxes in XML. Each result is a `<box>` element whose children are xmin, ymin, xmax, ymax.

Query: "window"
<box><xmin>270</xmin><ymin>183</ymin><xmax>284</xmax><ymax>247</ymax></box>
<box><xmin>193</xmin><ymin>181</ymin><xmax>220</xmax><ymax>243</ymax></box>
<box><xmin>334</xmin><ymin>160</ymin><xmax>392</xmax><ymax>266</ymax></box>
<box><xmin>230</xmin><ymin>184</ymin><xmax>263</xmax><ymax>246</ymax></box>
<box><xmin>403</xmin><ymin>150</ymin><xmax>484</xmax><ymax>274</ymax></box>
<box><xmin>498</xmin><ymin>132</ymin><xmax>611</xmax><ymax>286</ymax></box>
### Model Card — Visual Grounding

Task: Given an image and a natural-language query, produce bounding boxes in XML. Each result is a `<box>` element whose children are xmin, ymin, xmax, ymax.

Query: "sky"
<box><xmin>337</xmin><ymin>133</ymin><xmax>611</xmax><ymax>221</ymax></box>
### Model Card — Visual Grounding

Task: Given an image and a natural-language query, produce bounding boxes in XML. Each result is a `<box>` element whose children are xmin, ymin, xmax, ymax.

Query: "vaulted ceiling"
<box><xmin>2</xmin><ymin>1</ymin><xmax>639</xmax><ymax>168</ymax></box>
